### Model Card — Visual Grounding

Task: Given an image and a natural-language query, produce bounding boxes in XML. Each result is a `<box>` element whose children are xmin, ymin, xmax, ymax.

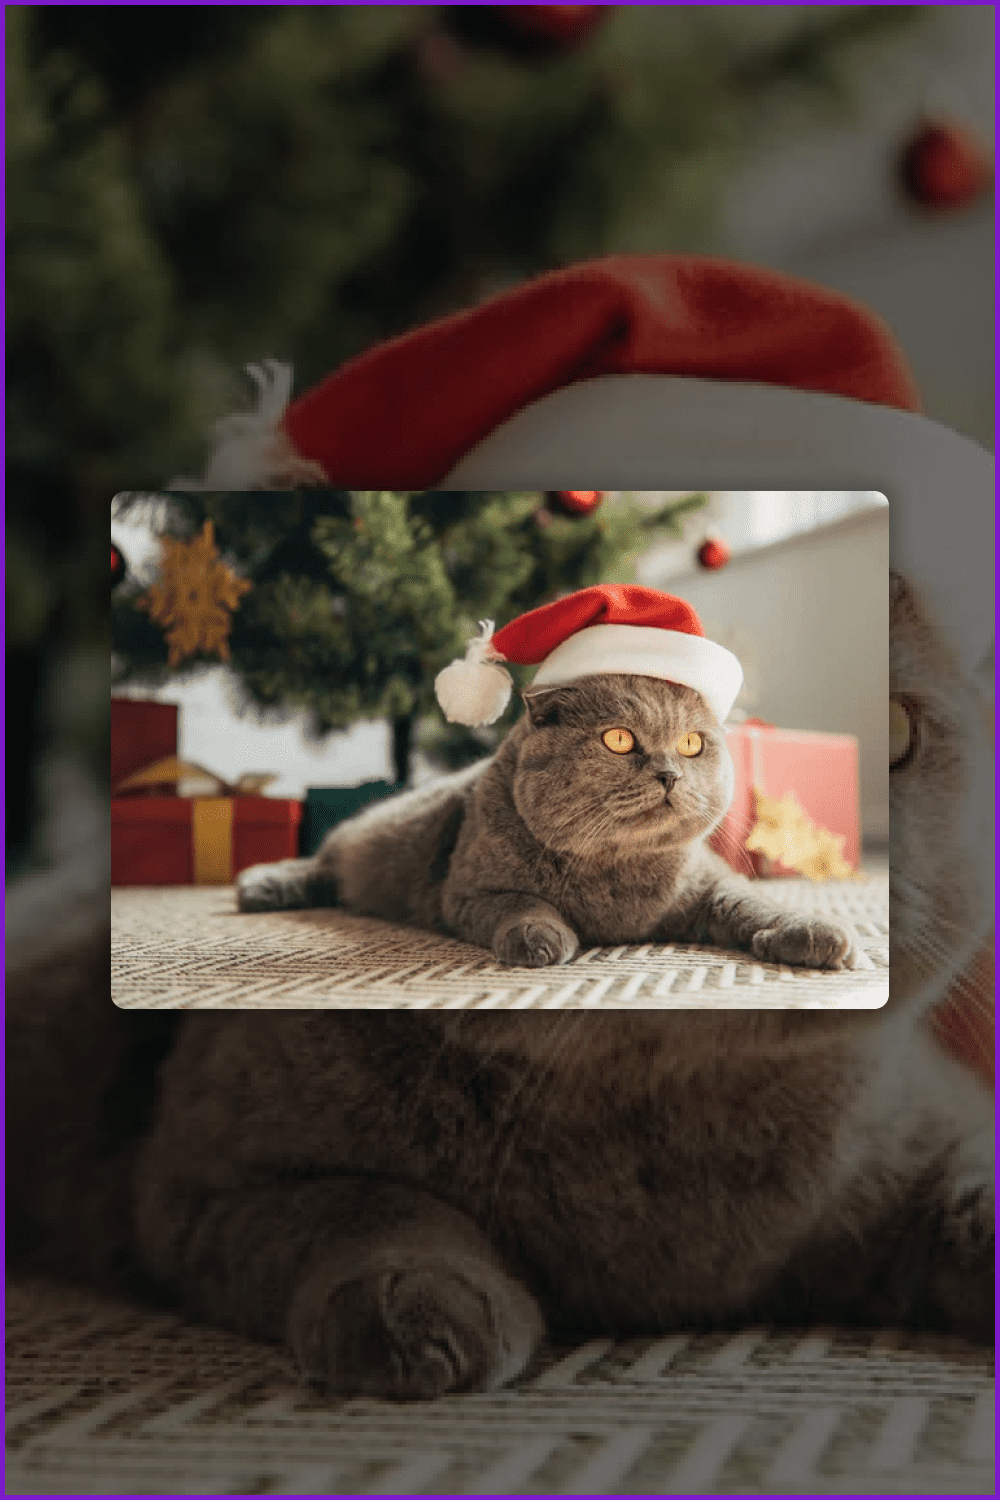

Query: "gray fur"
<box><xmin>238</xmin><ymin>674</ymin><xmax>856</xmax><ymax>970</ymax></box>
<box><xmin>888</xmin><ymin>573</ymin><xmax>995</xmax><ymax>1013</ymax></box>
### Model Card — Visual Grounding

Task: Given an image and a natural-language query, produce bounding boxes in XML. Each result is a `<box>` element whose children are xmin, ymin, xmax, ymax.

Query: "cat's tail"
<box><xmin>235</xmin><ymin>857</ymin><xmax>340</xmax><ymax>913</ymax></box>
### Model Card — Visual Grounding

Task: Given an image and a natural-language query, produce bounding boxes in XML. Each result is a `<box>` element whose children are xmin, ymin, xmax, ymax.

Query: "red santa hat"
<box><xmin>434</xmin><ymin>584</ymin><xmax>743</xmax><ymax>728</ymax></box>
<box><xmin>185</xmin><ymin>255</ymin><xmax>993</xmax><ymax>674</ymax></box>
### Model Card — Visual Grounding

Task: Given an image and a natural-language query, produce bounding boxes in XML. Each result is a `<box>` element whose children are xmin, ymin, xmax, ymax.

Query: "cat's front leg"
<box><xmin>444</xmin><ymin>889</ymin><xmax>579</xmax><ymax>967</ymax></box>
<box><xmin>687</xmin><ymin>878</ymin><xmax>858</xmax><ymax>970</ymax></box>
<box><xmin>136</xmin><ymin>1175</ymin><xmax>543</xmax><ymax>1399</ymax></box>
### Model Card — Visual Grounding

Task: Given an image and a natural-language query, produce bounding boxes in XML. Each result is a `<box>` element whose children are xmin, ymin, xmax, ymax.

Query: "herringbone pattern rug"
<box><xmin>6</xmin><ymin>1276</ymin><xmax>991</xmax><ymax>1495</ymax></box>
<box><xmin>112</xmin><ymin>866</ymin><xmax>889</xmax><ymax>1010</ymax></box>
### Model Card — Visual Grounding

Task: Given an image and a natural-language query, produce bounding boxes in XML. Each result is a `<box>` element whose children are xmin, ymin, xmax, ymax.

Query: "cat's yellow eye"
<box><xmin>889</xmin><ymin>698</ymin><xmax>914</xmax><ymax>768</ymax></box>
<box><xmin>676</xmin><ymin>732</ymin><xmax>703</xmax><ymax>758</ymax></box>
<box><xmin>602</xmin><ymin>727</ymin><xmax>635</xmax><ymax>754</ymax></box>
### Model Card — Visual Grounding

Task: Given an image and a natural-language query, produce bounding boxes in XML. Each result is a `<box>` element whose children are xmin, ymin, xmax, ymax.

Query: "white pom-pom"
<box><xmin>170</xmin><ymin>361</ymin><xmax>329</xmax><ymax>490</ymax></box>
<box><xmin>434</xmin><ymin>621</ymin><xmax>513</xmax><ymax>727</ymax></box>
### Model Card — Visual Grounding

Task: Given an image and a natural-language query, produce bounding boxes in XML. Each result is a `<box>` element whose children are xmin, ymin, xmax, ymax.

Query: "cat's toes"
<box><xmin>494</xmin><ymin>915</ymin><xmax>579</xmax><ymax>968</ymax></box>
<box><xmin>289</xmin><ymin>1260</ymin><xmax>543</xmax><ymax>1400</ymax></box>
<box><xmin>236</xmin><ymin>865</ymin><xmax>281</xmax><ymax>911</ymax></box>
<box><xmin>751</xmin><ymin>916</ymin><xmax>857</xmax><ymax>970</ymax></box>
<box><xmin>236</xmin><ymin>860</ymin><xmax>314</xmax><ymax>912</ymax></box>
<box><xmin>931</xmin><ymin>1180</ymin><xmax>995</xmax><ymax>1343</ymax></box>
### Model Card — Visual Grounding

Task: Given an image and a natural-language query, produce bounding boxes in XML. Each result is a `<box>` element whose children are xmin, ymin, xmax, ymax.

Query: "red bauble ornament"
<box><xmin>697</xmin><ymin>536</ymin><xmax>730</xmax><ymax>571</ymax></box>
<box><xmin>899</xmin><ymin>118</ymin><xmax>993</xmax><ymax>212</ymax></box>
<box><xmin>495</xmin><ymin>6</ymin><xmax>613</xmax><ymax>48</ymax></box>
<box><xmin>548</xmin><ymin>489</ymin><xmax>605</xmax><ymax>517</ymax></box>
<box><xmin>111</xmin><ymin>541</ymin><xmax>127</xmax><ymax>589</ymax></box>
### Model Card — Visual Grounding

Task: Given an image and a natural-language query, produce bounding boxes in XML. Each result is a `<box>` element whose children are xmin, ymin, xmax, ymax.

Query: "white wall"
<box><xmin>641</xmin><ymin>506</ymin><xmax>890</xmax><ymax>844</ymax></box>
<box><xmin>113</xmin><ymin>671</ymin><xmax>397</xmax><ymax>800</ymax></box>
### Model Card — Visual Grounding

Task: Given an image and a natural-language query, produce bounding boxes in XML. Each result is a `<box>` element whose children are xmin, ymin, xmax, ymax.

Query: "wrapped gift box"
<box><xmin>111</xmin><ymin>698</ymin><xmax>178</xmax><ymax>787</ymax></box>
<box><xmin>300</xmin><ymin>782</ymin><xmax>401</xmax><ymax>857</ymax></box>
<box><xmin>709</xmin><ymin>721</ymin><xmax>860</xmax><ymax>879</ymax></box>
<box><xmin>112</xmin><ymin>795</ymin><xmax>301</xmax><ymax>886</ymax></box>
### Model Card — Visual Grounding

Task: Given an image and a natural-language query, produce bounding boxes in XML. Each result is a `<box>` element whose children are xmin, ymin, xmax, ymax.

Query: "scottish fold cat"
<box><xmin>237</xmin><ymin>672</ymin><xmax>857</xmax><ymax>970</ymax></box>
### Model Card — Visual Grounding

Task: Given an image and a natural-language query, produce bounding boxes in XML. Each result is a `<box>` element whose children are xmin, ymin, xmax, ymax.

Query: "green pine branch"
<box><xmin>111</xmin><ymin>488</ymin><xmax>709</xmax><ymax>778</ymax></box>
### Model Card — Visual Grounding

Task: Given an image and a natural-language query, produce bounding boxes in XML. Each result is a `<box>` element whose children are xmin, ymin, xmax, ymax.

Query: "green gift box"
<box><xmin>299</xmin><ymin>782</ymin><xmax>402</xmax><ymax>856</ymax></box>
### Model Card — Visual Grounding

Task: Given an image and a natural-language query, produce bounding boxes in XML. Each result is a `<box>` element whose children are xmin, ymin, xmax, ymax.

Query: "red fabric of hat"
<box><xmin>492</xmin><ymin>584</ymin><xmax>704</xmax><ymax>664</ymax></box>
<box><xmin>434</xmin><ymin>584</ymin><xmax>742</xmax><ymax>729</ymax></box>
<box><xmin>282</xmin><ymin>256</ymin><xmax>921</xmax><ymax>487</ymax></box>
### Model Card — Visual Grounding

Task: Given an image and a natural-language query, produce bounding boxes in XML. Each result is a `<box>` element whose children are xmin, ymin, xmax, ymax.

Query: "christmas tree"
<box><xmin>9</xmin><ymin>4</ymin><xmax>925</xmax><ymax>859</ymax></box>
<box><xmin>10</xmin><ymin>6</ymin><xmax>927</xmax><ymax>506</ymax></box>
<box><xmin>111</xmin><ymin>489</ymin><xmax>707</xmax><ymax>782</ymax></box>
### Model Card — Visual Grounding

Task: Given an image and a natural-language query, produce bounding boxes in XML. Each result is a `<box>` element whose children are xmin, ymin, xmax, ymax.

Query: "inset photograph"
<box><xmin>111</xmin><ymin>488</ymin><xmax>888</xmax><ymax>1008</ymax></box>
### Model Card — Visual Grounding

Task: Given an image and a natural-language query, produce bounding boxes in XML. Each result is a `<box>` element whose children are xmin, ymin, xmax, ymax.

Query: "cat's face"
<box><xmin>511</xmin><ymin>673</ymin><xmax>734</xmax><ymax>858</ymax></box>
<box><xmin>889</xmin><ymin>571</ymin><xmax>994</xmax><ymax>1012</ymax></box>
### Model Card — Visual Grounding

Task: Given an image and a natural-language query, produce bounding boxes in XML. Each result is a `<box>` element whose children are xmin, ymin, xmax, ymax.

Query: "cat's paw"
<box><xmin>289</xmin><ymin>1259</ymin><xmax>543</xmax><ymax>1400</ymax></box>
<box><xmin>494</xmin><ymin>914</ymin><xmax>579</xmax><ymax>968</ymax></box>
<box><xmin>236</xmin><ymin>860</ymin><xmax>317</xmax><ymax>912</ymax></box>
<box><xmin>931</xmin><ymin>1171</ymin><xmax>995</xmax><ymax>1343</ymax></box>
<box><xmin>751</xmin><ymin>915</ymin><xmax>857</xmax><ymax>970</ymax></box>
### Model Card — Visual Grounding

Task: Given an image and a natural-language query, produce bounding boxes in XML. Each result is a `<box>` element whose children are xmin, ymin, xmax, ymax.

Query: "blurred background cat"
<box><xmin>7</xmin><ymin>566</ymin><xmax>993</xmax><ymax>1399</ymax></box>
<box><xmin>6</xmin><ymin>3</ymin><xmax>993</xmax><ymax>1412</ymax></box>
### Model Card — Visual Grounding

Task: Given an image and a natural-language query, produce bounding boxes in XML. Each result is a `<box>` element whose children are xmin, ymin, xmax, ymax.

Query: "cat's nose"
<box><xmin>655</xmin><ymin>767</ymin><xmax>679</xmax><ymax>793</ymax></box>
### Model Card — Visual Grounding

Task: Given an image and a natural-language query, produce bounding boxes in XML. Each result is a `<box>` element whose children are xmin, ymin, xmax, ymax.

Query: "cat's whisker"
<box><xmin>549</xmin><ymin>808</ymin><xmax>631</xmax><ymax>906</ymax></box>
<box><xmin>481</xmin><ymin>1017</ymin><xmax>584</xmax><ymax>1235</ymax></box>
<box><xmin>488</xmin><ymin>1015</ymin><xmax>626</xmax><ymax>1332</ymax></box>
<box><xmin>545</xmin><ymin>799</ymin><xmax>623</xmax><ymax>844</ymax></box>
<box><xmin>520</xmin><ymin>1015</ymin><xmax>628</xmax><ymax>1326</ymax></box>
<box><xmin>940</xmin><ymin>993</ymin><xmax>994</xmax><ymax>1021</ymax></box>
<box><xmin>900</xmin><ymin>925</ymin><xmax>985</xmax><ymax>972</ymax></box>
<box><xmin>705</xmin><ymin>823</ymin><xmax>754</xmax><ymax>871</ymax></box>
<box><xmin>404</xmin><ymin>1017</ymin><xmax>478</xmax><ymax>1123</ymax></box>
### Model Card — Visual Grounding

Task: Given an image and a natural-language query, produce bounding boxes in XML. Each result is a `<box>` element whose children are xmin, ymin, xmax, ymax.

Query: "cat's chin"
<box><xmin>627</xmin><ymin>803</ymin><xmax>717</xmax><ymax>847</ymax></box>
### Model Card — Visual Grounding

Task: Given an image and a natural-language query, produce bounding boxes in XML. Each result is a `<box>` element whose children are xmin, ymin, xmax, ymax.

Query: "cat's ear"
<box><xmin>521</xmin><ymin>686</ymin><xmax>567</xmax><ymax>728</ymax></box>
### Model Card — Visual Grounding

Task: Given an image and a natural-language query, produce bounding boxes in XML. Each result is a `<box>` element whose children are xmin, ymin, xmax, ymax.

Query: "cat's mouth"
<box><xmin>635</xmin><ymin>795</ymin><xmax>676</xmax><ymax>822</ymax></box>
<box><xmin>632</xmin><ymin>795</ymin><xmax>718</xmax><ymax>840</ymax></box>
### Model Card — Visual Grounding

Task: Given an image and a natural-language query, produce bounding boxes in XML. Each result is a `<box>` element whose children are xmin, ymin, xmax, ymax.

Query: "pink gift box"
<box><xmin>709</xmin><ymin>720</ymin><xmax>861</xmax><ymax>878</ymax></box>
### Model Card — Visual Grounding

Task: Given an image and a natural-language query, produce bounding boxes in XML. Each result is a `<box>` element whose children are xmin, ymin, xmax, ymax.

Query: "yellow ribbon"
<box><xmin>114</xmin><ymin>756</ymin><xmax>279</xmax><ymax>887</ymax></box>
<box><xmin>113</xmin><ymin>755</ymin><xmax>277</xmax><ymax>798</ymax></box>
<box><xmin>191</xmin><ymin>798</ymin><xmax>235</xmax><ymax>885</ymax></box>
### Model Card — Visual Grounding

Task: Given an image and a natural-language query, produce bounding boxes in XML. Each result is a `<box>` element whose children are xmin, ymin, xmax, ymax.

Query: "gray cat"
<box><xmin>237</xmin><ymin>673</ymin><xmax>857</xmax><ymax>971</ymax></box>
<box><xmin>8</xmin><ymin>573</ymin><xmax>993</xmax><ymax>1403</ymax></box>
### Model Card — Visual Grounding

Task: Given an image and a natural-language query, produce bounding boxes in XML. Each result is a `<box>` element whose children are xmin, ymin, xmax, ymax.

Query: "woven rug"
<box><xmin>112</xmin><ymin>866</ymin><xmax>889</xmax><ymax>1009</ymax></box>
<box><xmin>6</xmin><ymin>1275</ymin><xmax>991</xmax><ymax>1496</ymax></box>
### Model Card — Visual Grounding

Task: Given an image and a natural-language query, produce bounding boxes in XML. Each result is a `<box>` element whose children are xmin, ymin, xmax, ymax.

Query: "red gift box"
<box><xmin>112</xmin><ymin>794</ymin><xmax>301</xmax><ymax>886</ymax></box>
<box><xmin>112</xmin><ymin>753</ymin><xmax>300</xmax><ymax>886</ymax></box>
<box><xmin>710</xmin><ymin>720</ymin><xmax>860</xmax><ymax>879</ymax></box>
<box><xmin>111</xmin><ymin>698</ymin><xmax>178</xmax><ymax>786</ymax></box>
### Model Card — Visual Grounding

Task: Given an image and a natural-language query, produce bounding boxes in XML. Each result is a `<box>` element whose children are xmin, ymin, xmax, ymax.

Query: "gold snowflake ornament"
<box><xmin>138</xmin><ymin>520</ymin><xmax>252</xmax><ymax>668</ymax></box>
<box><xmin>745</xmin><ymin>786</ymin><xmax>860</xmax><ymax>883</ymax></box>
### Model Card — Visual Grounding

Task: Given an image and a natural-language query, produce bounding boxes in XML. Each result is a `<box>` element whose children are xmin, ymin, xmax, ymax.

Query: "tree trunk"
<box><xmin>5</xmin><ymin>645</ymin><xmax>45</xmax><ymax>870</ymax></box>
<box><xmin>391</xmin><ymin>713</ymin><xmax>414</xmax><ymax>787</ymax></box>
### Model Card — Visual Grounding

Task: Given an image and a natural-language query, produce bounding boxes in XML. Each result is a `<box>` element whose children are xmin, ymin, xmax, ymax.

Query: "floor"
<box><xmin>112</xmin><ymin>865</ymin><xmax>889</xmax><ymax>1009</ymax></box>
<box><xmin>6</xmin><ymin>1276</ymin><xmax>991</xmax><ymax>1496</ymax></box>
